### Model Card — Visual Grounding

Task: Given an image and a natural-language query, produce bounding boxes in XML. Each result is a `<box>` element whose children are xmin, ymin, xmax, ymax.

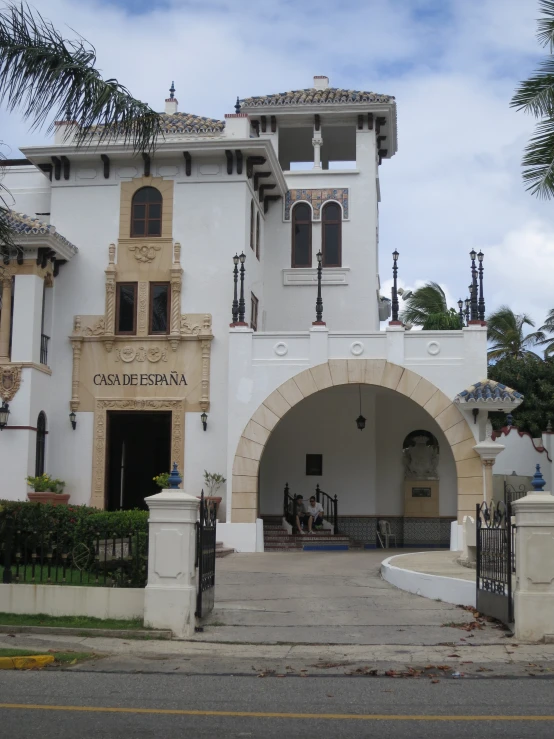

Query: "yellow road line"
<box><xmin>0</xmin><ymin>704</ymin><xmax>553</xmax><ymax>721</ymax></box>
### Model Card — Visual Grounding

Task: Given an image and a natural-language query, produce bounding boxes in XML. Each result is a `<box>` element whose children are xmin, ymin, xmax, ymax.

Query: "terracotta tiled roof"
<box><xmin>160</xmin><ymin>112</ymin><xmax>224</xmax><ymax>134</ymax></box>
<box><xmin>455</xmin><ymin>380</ymin><xmax>523</xmax><ymax>404</ymax></box>
<box><xmin>1</xmin><ymin>210</ymin><xmax>78</xmax><ymax>253</ymax></box>
<box><xmin>240</xmin><ymin>87</ymin><xmax>395</xmax><ymax>108</ymax></box>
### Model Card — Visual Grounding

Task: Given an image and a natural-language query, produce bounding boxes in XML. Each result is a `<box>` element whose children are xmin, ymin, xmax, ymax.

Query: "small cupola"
<box><xmin>165</xmin><ymin>81</ymin><xmax>178</xmax><ymax>115</ymax></box>
<box><xmin>313</xmin><ymin>75</ymin><xmax>329</xmax><ymax>90</ymax></box>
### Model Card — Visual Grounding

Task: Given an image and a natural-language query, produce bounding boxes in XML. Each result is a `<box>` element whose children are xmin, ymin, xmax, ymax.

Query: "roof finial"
<box><xmin>169</xmin><ymin>81</ymin><xmax>175</xmax><ymax>100</ymax></box>
<box><xmin>235</xmin><ymin>96</ymin><xmax>241</xmax><ymax>114</ymax></box>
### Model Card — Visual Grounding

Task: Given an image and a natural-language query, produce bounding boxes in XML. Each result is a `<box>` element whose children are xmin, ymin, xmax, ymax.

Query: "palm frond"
<box><xmin>539</xmin><ymin>308</ymin><xmax>554</xmax><ymax>334</ymax></box>
<box><xmin>511</xmin><ymin>59</ymin><xmax>554</xmax><ymax>117</ymax></box>
<box><xmin>0</xmin><ymin>3</ymin><xmax>162</xmax><ymax>152</ymax></box>
<box><xmin>537</xmin><ymin>0</ymin><xmax>554</xmax><ymax>49</ymax></box>
<box><xmin>520</xmin><ymin>117</ymin><xmax>554</xmax><ymax>198</ymax></box>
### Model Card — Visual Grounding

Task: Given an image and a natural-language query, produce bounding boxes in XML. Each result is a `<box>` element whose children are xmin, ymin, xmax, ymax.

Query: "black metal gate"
<box><xmin>476</xmin><ymin>501</ymin><xmax>514</xmax><ymax>625</ymax></box>
<box><xmin>195</xmin><ymin>491</ymin><xmax>217</xmax><ymax>619</ymax></box>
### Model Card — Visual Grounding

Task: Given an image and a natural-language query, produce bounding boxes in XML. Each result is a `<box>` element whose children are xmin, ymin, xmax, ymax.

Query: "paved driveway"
<box><xmin>194</xmin><ymin>550</ymin><xmax>502</xmax><ymax>646</ymax></box>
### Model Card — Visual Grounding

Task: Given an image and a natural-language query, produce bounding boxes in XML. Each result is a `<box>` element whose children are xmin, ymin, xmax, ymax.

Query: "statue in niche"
<box><xmin>402</xmin><ymin>432</ymin><xmax>439</xmax><ymax>480</ymax></box>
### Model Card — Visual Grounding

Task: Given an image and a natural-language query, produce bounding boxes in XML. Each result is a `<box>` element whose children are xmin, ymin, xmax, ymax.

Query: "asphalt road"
<box><xmin>2</xmin><ymin>669</ymin><xmax>554</xmax><ymax>738</ymax></box>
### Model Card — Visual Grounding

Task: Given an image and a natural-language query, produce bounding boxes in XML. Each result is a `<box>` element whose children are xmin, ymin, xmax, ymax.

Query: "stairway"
<box><xmin>263</xmin><ymin>518</ymin><xmax>352</xmax><ymax>552</ymax></box>
<box><xmin>216</xmin><ymin>542</ymin><xmax>234</xmax><ymax>558</ymax></box>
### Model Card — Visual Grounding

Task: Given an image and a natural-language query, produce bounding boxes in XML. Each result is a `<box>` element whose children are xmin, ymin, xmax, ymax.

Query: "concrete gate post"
<box><xmin>512</xmin><ymin>466</ymin><xmax>554</xmax><ymax>642</ymax></box>
<box><xmin>144</xmin><ymin>489</ymin><xmax>199</xmax><ymax>638</ymax></box>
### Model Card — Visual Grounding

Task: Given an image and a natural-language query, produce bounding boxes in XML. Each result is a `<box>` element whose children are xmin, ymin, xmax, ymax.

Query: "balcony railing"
<box><xmin>40</xmin><ymin>334</ymin><xmax>50</xmax><ymax>365</ymax></box>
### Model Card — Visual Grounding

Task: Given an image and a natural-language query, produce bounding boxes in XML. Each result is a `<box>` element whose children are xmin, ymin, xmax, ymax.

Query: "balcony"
<box><xmin>40</xmin><ymin>334</ymin><xmax>49</xmax><ymax>365</ymax></box>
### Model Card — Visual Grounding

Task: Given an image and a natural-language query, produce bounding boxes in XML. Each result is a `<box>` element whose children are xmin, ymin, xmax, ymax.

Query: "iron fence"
<box><xmin>504</xmin><ymin>480</ymin><xmax>528</xmax><ymax>509</ymax></box>
<box><xmin>476</xmin><ymin>500</ymin><xmax>514</xmax><ymax>625</ymax></box>
<box><xmin>196</xmin><ymin>490</ymin><xmax>217</xmax><ymax>618</ymax></box>
<box><xmin>315</xmin><ymin>484</ymin><xmax>339</xmax><ymax>534</ymax></box>
<box><xmin>1</xmin><ymin>515</ymin><xmax>147</xmax><ymax>588</ymax></box>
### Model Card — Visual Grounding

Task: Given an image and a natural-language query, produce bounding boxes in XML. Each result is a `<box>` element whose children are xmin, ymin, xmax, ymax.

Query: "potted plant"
<box><xmin>201</xmin><ymin>470</ymin><xmax>226</xmax><ymax>509</ymax></box>
<box><xmin>26</xmin><ymin>474</ymin><xmax>70</xmax><ymax>506</ymax></box>
<box><xmin>153</xmin><ymin>472</ymin><xmax>170</xmax><ymax>489</ymax></box>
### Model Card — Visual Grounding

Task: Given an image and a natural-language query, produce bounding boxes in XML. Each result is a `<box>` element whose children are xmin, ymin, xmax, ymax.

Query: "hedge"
<box><xmin>0</xmin><ymin>501</ymin><xmax>149</xmax><ymax>587</ymax></box>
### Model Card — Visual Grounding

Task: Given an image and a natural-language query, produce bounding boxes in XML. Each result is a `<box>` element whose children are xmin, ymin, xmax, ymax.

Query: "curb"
<box><xmin>0</xmin><ymin>625</ymin><xmax>173</xmax><ymax>640</ymax></box>
<box><xmin>380</xmin><ymin>552</ymin><xmax>476</xmax><ymax>607</ymax></box>
<box><xmin>0</xmin><ymin>655</ymin><xmax>55</xmax><ymax>670</ymax></box>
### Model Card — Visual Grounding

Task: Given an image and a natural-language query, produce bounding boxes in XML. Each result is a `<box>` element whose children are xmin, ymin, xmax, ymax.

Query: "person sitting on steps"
<box><xmin>305</xmin><ymin>496</ymin><xmax>324</xmax><ymax>534</ymax></box>
<box><xmin>294</xmin><ymin>495</ymin><xmax>309</xmax><ymax>535</ymax></box>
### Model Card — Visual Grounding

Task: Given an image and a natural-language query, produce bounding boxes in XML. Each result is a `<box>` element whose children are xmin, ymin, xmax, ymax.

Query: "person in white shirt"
<box><xmin>304</xmin><ymin>496</ymin><xmax>324</xmax><ymax>534</ymax></box>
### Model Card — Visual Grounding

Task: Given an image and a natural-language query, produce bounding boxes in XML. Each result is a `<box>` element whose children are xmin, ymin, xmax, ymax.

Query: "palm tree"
<box><xmin>0</xmin><ymin>3</ymin><xmax>162</xmax><ymax>248</ymax></box>
<box><xmin>511</xmin><ymin>0</ymin><xmax>554</xmax><ymax>198</ymax></box>
<box><xmin>487</xmin><ymin>306</ymin><xmax>545</xmax><ymax>360</ymax></box>
<box><xmin>399</xmin><ymin>282</ymin><xmax>462</xmax><ymax>330</ymax></box>
<box><xmin>538</xmin><ymin>308</ymin><xmax>554</xmax><ymax>356</ymax></box>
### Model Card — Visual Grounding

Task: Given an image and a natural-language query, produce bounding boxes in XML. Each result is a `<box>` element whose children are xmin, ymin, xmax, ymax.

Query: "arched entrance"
<box><xmin>231</xmin><ymin>360</ymin><xmax>483</xmax><ymax>527</ymax></box>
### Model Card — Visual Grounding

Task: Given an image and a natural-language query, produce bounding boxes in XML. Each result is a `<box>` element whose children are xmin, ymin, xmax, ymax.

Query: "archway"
<box><xmin>231</xmin><ymin>360</ymin><xmax>482</xmax><ymax>526</ymax></box>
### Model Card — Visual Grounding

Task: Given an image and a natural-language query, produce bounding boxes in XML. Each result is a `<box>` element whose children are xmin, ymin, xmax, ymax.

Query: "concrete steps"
<box><xmin>263</xmin><ymin>523</ymin><xmax>352</xmax><ymax>552</ymax></box>
<box><xmin>216</xmin><ymin>542</ymin><xmax>234</xmax><ymax>558</ymax></box>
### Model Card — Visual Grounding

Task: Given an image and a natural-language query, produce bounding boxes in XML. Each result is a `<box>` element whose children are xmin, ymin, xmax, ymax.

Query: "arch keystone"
<box><xmin>347</xmin><ymin>359</ymin><xmax>365</xmax><ymax>383</ymax></box>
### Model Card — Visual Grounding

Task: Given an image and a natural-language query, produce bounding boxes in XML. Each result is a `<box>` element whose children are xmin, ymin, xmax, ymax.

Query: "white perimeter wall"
<box><xmin>0</xmin><ymin>584</ymin><xmax>144</xmax><ymax>619</ymax></box>
<box><xmin>260</xmin><ymin>384</ymin><xmax>457</xmax><ymax>517</ymax></box>
<box><xmin>494</xmin><ymin>428</ymin><xmax>553</xmax><ymax>491</ymax></box>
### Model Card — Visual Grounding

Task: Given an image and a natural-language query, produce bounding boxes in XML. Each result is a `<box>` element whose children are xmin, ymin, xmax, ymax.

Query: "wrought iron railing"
<box><xmin>315</xmin><ymin>484</ymin><xmax>339</xmax><ymax>534</ymax></box>
<box><xmin>195</xmin><ymin>490</ymin><xmax>217</xmax><ymax>619</ymax></box>
<box><xmin>40</xmin><ymin>333</ymin><xmax>50</xmax><ymax>365</ymax></box>
<box><xmin>504</xmin><ymin>480</ymin><xmax>527</xmax><ymax>510</ymax></box>
<box><xmin>476</xmin><ymin>500</ymin><xmax>514</xmax><ymax>624</ymax></box>
<box><xmin>0</xmin><ymin>516</ymin><xmax>147</xmax><ymax>587</ymax></box>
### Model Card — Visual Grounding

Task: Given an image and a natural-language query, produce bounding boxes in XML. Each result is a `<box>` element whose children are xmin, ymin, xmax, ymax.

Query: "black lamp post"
<box><xmin>69</xmin><ymin>411</ymin><xmax>77</xmax><ymax>430</ymax></box>
<box><xmin>201</xmin><ymin>411</ymin><xmax>208</xmax><ymax>431</ymax></box>
<box><xmin>391</xmin><ymin>249</ymin><xmax>400</xmax><ymax>322</ymax></box>
<box><xmin>477</xmin><ymin>250</ymin><xmax>485</xmax><ymax>321</ymax></box>
<box><xmin>469</xmin><ymin>249</ymin><xmax>478</xmax><ymax>321</ymax></box>
<box><xmin>238</xmin><ymin>252</ymin><xmax>246</xmax><ymax>324</ymax></box>
<box><xmin>313</xmin><ymin>251</ymin><xmax>324</xmax><ymax>324</ymax></box>
<box><xmin>355</xmin><ymin>385</ymin><xmax>366</xmax><ymax>431</ymax></box>
<box><xmin>0</xmin><ymin>401</ymin><xmax>9</xmax><ymax>430</ymax></box>
<box><xmin>231</xmin><ymin>254</ymin><xmax>239</xmax><ymax>325</ymax></box>
<box><xmin>457</xmin><ymin>299</ymin><xmax>464</xmax><ymax>328</ymax></box>
<box><xmin>464</xmin><ymin>296</ymin><xmax>470</xmax><ymax>326</ymax></box>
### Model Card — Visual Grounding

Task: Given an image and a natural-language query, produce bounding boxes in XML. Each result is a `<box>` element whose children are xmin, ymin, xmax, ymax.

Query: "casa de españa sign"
<box><xmin>69</xmin><ymin>312</ymin><xmax>213</xmax><ymax>413</ymax></box>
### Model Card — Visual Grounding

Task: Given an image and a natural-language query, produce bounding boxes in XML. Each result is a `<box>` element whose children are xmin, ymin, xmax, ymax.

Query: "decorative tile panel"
<box><xmin>284</xmin><ymin>189</ymin><xmax>349</xmax><ymax>220</ymax></box>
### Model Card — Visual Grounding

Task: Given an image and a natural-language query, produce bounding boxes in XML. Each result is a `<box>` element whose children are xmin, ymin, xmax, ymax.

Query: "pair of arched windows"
<box><xmin>292</xmin><ymin>202</ymin><xmax>342</xmax><ymax>268</ymax></box>
<box><xmin>131</xmin><ymin>187</ymin><xmax>163</xmax><ymax>237</ymax></box>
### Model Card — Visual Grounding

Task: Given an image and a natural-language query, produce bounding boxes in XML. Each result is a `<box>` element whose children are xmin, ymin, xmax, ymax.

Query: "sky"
<box><xmin>1</xmin><ymin>0</ymin><xmax>553</xmax><ymax>328</ymax></box>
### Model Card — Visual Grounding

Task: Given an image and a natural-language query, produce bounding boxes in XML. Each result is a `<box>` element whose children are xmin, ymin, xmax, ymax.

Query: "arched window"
<box><xmin>322</xmin><ymin>202</ymin><xmax>342</xmax><ymax>267</ymax></box>
<box><xmin>131</xmin><ymin>187</ymin><xmax>162</xmax><ymax>237</ymax></box>
<box><xmin>35</xmin><ymin>411</ymin><xmax>47</xmax><ymax>477</ymax></box>
<box><xmin>291</xmin><ymin>203</ymin><xmax>312</xmax><ymax>267</ymax></box>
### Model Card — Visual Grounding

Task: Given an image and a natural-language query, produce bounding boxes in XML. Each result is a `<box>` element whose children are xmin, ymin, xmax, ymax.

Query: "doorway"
<box><xmin>106</xmin><ymin>411</ymin><xmax>171</xmax><ymax>510</ymax></box>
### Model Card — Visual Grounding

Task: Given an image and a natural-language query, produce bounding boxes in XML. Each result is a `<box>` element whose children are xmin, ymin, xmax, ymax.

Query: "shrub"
<box><xmin>0</xmin><ymin>501</ymin><xmax>149</xmax><ymax>587</ymax></box>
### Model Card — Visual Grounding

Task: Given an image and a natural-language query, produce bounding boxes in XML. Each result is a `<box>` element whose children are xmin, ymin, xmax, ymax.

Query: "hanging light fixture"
<box><xmin>355</xmin><ymin>385</ymin><xmax>366</xmax><ymax>431</ymax></box>
<box><xmin>69</xmin><ymin>411</ymin><xmax>77</xmax><ymax>430</ymax></box>
<box><xmin>201</xmin><ymin>411</ymin><xmax>208</xmax><ymax>431</ymax></box>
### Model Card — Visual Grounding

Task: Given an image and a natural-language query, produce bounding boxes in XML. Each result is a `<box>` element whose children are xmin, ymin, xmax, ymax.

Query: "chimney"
<box><xmin>313</xmin><ymin>75</ymin><xmax>329</xmax><ymax>90</ymax></box>
<box><xmin>165</xmin><ymin>80</ymin><xmax>178</xmax><ymax>115</ymax></box>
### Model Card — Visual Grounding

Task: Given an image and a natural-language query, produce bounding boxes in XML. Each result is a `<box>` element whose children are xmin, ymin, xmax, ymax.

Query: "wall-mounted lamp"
<box><xmin>0</xmin><ymin>401</ymin><xmax>10</xmax><ymax>430</ymax></box>
<box><xmin>201</xmin><ymin>411</ymin><xmax>208</xmax><ymax>431</ymax></box>
<box><xmin>472</xmin><ymin>408</ymin><xmax>479</xmax><ymax>424</ymax></box>
<box><xmin>69</xmin><ymin>411</ymin><xmax>77</xmax><ymax>430</ymax></box>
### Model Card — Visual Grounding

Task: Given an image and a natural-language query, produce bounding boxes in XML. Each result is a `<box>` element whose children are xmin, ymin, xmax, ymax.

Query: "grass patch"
<box><xmin>0</xmin><ymin>648</ymin><xmax>44</xmax><ymax>657</ymax></box>
<box><xmin>0</xmin><ymin>613</ymin><xmax>145</xmax><ymax>630</ymax></box>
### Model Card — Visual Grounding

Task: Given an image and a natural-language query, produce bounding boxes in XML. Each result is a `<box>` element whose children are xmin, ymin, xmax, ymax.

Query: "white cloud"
<box><xmin>1</xmin><ymin>0</ymin><xmax>552</xmax><ymax>324</ymax></box>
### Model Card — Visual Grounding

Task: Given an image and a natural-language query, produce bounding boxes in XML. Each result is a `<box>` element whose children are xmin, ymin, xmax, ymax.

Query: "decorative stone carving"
<box><xmin>284</xmin><ymin>188</ymin><xmax>349</xmax><ymax>220</ymax></box>
<box><xmin>0</xmin><ymin>365</ymin><xmax>22</xmax><ymax>402</ymax></box>
<box><xmin>180</xmin><ymin>316</ymin><xmax>201</xmax><ymax>336</ymax></box>
<box><xmin>402</xmin><ymin>435</ymin><xmax>439</xmax><ymax>480</ymax></box>
<box><xmin>137</xmin><ymin>282</ymin><xmax>148</xmax><ymax>336</ymax></box>
<box><xmin>128</xmin><ymin>243</ymin><xmax>162</xmax><ymax>263</ymax></box>
<box><xmin>115</xmin><ymin>345</ymin><xmax>168</xmax><ymax>363</ymax></box>
<box><xmin>84</xmin><ymin>318</ymin><xmax>106</xmax><ymax>336</ymax></box>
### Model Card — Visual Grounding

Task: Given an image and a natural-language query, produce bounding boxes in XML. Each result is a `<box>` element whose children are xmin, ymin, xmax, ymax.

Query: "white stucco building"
<box><xmin>0</xmin><ymin>76</ymin><xmax>518</xmax><ymax>551</ymax></box>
